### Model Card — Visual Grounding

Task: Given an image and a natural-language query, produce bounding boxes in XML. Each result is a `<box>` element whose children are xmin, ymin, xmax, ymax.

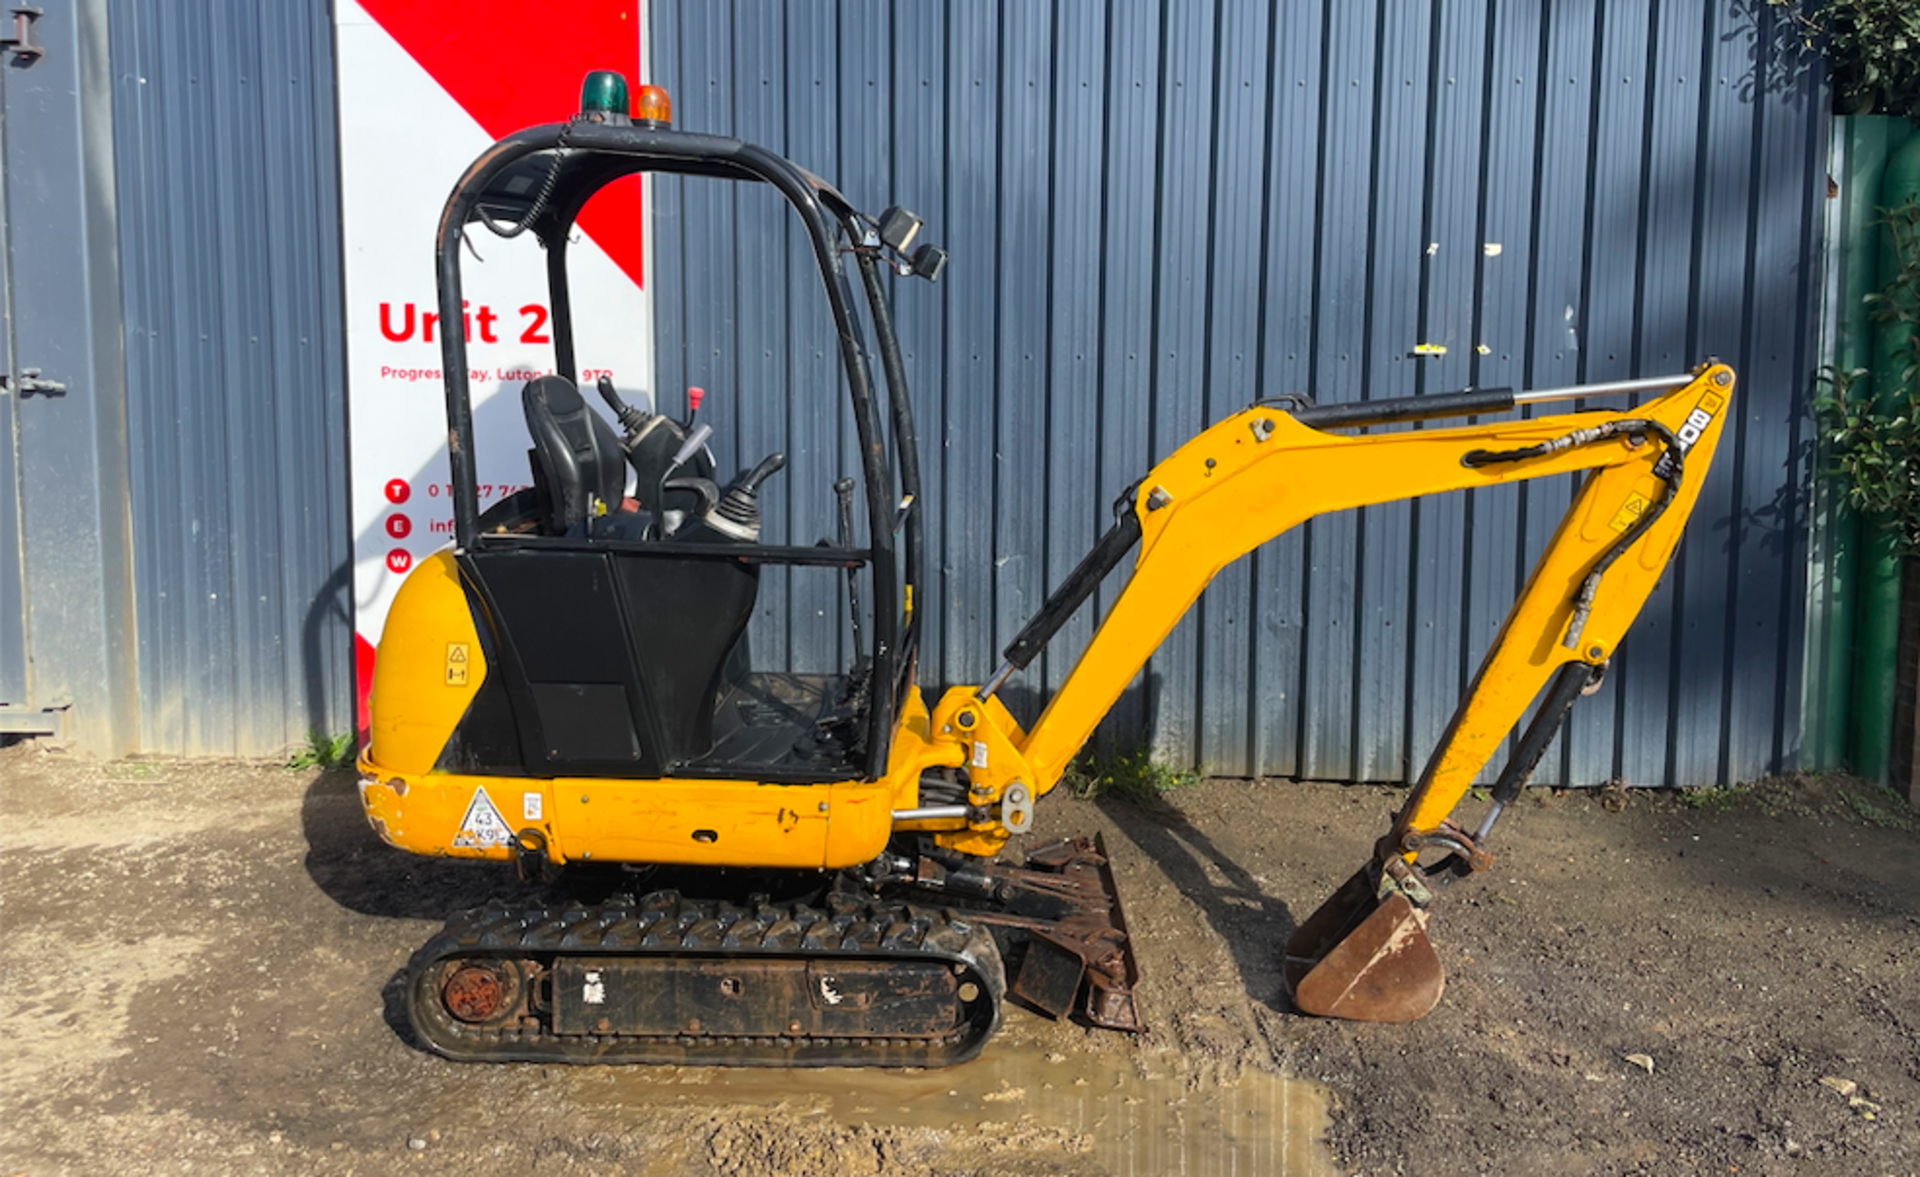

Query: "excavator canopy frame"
<box><xmin>429</xmin><ymin>120</ymin><xmax>926</xmax><ymax>780</ymax></box>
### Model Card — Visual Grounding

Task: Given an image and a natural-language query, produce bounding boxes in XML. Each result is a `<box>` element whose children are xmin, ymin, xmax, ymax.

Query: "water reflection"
<box><xmin>580</xmin><ymin>1043</ymin><xmax>1336</xmax><ymax>1177</ymax></box>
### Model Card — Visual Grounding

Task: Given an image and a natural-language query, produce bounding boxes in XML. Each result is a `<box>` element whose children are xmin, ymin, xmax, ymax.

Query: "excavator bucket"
<box><xmin>1282</xmin><ymin>865</ymin><xmax>1445</xmax><ymax>1023</ymax></box>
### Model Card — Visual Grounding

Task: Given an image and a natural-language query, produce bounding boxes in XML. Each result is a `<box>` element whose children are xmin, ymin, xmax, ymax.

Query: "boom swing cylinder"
<box><xmin>356</xmin><ymin>67</ymin><xmax>1736</xmax><ymax>1060</ymax></box>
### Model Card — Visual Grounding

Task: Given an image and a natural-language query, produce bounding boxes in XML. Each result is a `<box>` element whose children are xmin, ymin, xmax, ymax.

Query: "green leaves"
<box><xmin>1773</xmin><ymin>0</ymin><xmax>1920</xmax><ymax>119</ymax></box>
<box><xmin>286</xmin><ymin>729</ymin><xmax>356</xmax><ymax>770</ymax></box>
<box><xmin>1815</xmin><ymin>365</ymin><xmax>1920</xmax><ymax>549</ymax></box>
<box><xmin>1064</xmin><ymin>749</ymin><xmax>1199</xmax><ymax>805</ymax></box>
<box><xmin>1814</xmin><ymin>200</ymin><xmax>1920</xmax><ymax>552</ymax></box>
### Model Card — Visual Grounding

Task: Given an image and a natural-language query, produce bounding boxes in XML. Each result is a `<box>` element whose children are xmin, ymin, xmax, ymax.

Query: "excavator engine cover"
<box><xmin>1282</xmin><ymin>864</ymin><xmax>1445</xmax><ymax>1024</ymax></box>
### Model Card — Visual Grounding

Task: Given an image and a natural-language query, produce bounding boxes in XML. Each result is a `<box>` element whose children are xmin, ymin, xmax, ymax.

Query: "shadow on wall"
<box><xmin>1711</xmin><ymin>430</ymin><xmax>1812</xmax><ymax>565</ymax></box>
<box><xmin>302</xmin><ymin>367</ymin><xmax>577</xmax><ymax>742</ymax></box>
<box><xmin>1727</xmin><ymin>0</ymin><xmax>1823</xmax><ymax>108</ymax></box>
<box><xmin>302</xmin><ymin>559</ymin><xmax>354</xmax><ymax>746</ymax></box>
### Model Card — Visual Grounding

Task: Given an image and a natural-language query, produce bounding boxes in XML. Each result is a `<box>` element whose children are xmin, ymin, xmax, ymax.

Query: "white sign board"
<box><xmin>333</xmin><ymin>0</ymin><xmax>652</xmax><ymax>730</ymax></box>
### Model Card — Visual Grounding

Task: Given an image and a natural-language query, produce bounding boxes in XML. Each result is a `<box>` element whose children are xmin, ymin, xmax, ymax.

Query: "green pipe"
<box><xmin>1810</xmin><ymin>116</ymin><xmax>1895</xmax><ymax>770</ymax></box>
<box><xmin>1849</xmin><ymin>128</ymin><xmax>1920</xmax><ymax>783</ymax></box>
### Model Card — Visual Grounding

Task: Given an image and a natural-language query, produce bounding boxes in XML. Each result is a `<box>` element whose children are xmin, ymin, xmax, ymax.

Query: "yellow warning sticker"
<box><xmin>1608</xmin><ymin>492</ymin><xmax>1651</xmax><ymax>534</ymax></box>
<box><xmin>452</xmin><ymin>787</ymin><xmax>512</xmax><ymax>848</ymax></box>
<box><xmin>445</xmin><ymin>642</ymin><xmax>470</xmax><ymax>686</ymax></box>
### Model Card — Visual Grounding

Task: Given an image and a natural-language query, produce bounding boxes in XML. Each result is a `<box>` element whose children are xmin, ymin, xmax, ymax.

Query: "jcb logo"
<box><xmin>1676</xmin><ymin>406</ymin><xmax>1714</xmax><ymax>450</ymax></box>
<box><xmin>1675</xmin><ymin>391</ymin><xmax>1726</xmax><ymax>452</ymax></box>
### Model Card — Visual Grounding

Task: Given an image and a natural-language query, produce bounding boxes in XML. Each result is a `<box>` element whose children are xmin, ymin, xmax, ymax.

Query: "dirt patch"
<box><xmin>1201</xmin><ymin>772</ymin><xmax>1920</xmax><ymax>1177</ymax></box>
<box><xmin>2</xmin><ymin>739</ymin><xmax>1916</xmax><ymax>1175</ymax></box>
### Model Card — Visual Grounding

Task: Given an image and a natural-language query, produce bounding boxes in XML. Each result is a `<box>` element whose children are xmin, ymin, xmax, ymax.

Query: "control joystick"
<box><xmin>702</xmin><ymin>453</ymin><xmax>787</xmax><ymax>543</ymax></box>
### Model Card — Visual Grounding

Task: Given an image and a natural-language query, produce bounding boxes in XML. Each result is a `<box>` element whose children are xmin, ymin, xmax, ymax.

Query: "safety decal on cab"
<box><xmin>445</xmin><ymin>642</ymin><xmax>471</xmax><ymax>687</ymax></box>
<box><xmin>452</xmin><ymin>787</ymin><xmax>514</xmax><ymax>848</ymax></box>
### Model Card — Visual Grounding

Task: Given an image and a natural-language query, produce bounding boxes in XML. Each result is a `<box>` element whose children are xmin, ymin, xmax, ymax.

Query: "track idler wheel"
<box><xmin>436</xmin><ymin>960</ymin><xmax>527</xmax><ymax>1028</ymax></box>
<box><xmin>1282</xmin><ymin>857</ymin><xmax>1444</xmax><ymax>1024</ymax></box>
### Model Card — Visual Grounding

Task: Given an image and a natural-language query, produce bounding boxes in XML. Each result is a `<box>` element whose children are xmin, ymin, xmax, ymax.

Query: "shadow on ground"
<box><xmin>1095</xmin><ymin>790</ymin><xmax>1301</xmax><ymax>1017</ymax></box>
<box><xmin>299</xmin><ymin>765</ymin><xmax>531</xmax><ymax>920</ymax></box>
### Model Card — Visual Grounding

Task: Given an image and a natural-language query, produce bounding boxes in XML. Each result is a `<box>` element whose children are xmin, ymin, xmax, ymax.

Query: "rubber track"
<box><xmin>405</xmin><ymin>890</ymin><xmax>1006</xmax><ymax>1067</ymax></box>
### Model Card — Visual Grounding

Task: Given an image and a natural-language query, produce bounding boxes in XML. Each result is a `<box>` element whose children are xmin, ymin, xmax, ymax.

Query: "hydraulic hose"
<box><xmin>1462</xmin><ymin>419</ymin><xmax>1684</xmax><ymax>648</ymax></box>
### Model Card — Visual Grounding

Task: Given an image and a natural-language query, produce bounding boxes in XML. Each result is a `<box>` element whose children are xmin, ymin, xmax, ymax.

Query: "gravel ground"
<box><xmin>2</xmin><ymin>738</ymin><xmax>1916</xmax><ymax>1176</ymax></box>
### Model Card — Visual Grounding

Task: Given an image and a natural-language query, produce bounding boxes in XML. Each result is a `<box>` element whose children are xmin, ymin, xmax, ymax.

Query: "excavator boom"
<box><xmin>1014</xmin><ymin>367</ymin><xmax>1730</xmax><ymax>786</ymax></box>
<box><xmin>976</xmin><ymin>364</ymin><xmax>1735</xmax><ymax>1022</ymax></box>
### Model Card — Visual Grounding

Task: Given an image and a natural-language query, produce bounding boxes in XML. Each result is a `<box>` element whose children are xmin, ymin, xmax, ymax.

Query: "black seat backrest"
<box><xmin>522</xmin><ymin>376</ymin><xmax>628</xmax><ymax>535</ymax></box>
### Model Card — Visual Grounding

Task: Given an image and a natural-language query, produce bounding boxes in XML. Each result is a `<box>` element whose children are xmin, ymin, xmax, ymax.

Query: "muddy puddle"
<box><xmin>577</xmin><ymin>1042</ymin><xmax>1336</xmax><ymax>1176</ymax></box>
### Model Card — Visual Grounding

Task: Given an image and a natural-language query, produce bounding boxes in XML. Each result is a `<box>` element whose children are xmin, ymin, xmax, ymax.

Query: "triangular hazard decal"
<box><xmin>357</xmin><ymin>0</ymin><xmax>647</xmax><ymax>289</ymax></box>
<box><xmin>452</xmin><ymin>787</ymin><xmax>515</xmax><ymax>849</ymax></box>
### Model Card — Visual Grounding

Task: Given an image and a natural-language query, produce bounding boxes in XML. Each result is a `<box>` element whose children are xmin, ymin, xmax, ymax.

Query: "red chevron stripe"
<box><xmin>359</xmin><ymin>0</ymin><xmax>646</xmax><ymax>289</ymax></box>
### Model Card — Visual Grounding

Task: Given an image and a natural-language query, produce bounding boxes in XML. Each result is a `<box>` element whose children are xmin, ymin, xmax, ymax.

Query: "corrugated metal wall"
<box><xmin>1</xmin><ymin>0</ymin><xmax>141</xmax><ymax>751</ymax></box>
<box><xmin>650</xmin><ymin>0</ymin><xmax>1828</xmax><ymax>787</ymax></box>
<box><xmin>106</xmin><ymin>0</ymin><xmax>352</xmax><ymax>755</ymax></box>
<box><xmin>12</xmin><ymin>0</ymin><xmax>1821</xmax><ymax>772</ymax></box>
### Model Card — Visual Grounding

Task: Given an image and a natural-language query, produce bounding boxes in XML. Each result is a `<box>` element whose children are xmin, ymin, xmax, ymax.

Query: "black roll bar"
<box><xmin>431</xmin><ymin>121</ymin><xmax>913</xmax><ymax>777</ymax></box>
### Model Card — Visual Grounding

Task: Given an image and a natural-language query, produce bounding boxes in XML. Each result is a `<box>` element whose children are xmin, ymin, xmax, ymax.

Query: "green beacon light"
<box><xmin>579</xmin><ymin>70</ymin><xmax>630</xmax><ymax>121</ymax></box>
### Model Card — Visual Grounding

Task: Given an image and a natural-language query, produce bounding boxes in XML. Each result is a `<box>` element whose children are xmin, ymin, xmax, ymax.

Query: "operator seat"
<box><xmin>522</xmin><ymin>375</ymin><xmax>629</xmax><ymax>536</ymax></box>
<box><xmin>515</xmin><ymin>373</ymin><xmax>758</xmax><ymax>766</ymax></box>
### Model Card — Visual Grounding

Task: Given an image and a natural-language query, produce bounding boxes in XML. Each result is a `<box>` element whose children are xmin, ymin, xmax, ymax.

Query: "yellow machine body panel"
<box><xmin>364</xmin><ymin>550</ymin><xmax>488</xmax><ymax>779</ymax></box>
<box><xmin>361</xmin><ymin>369</ymin><xmax>1734</xmax><ymax>889</ymax></box>
<box><xmin>357</xmin><ymin>579</ymin><xmax>952</xmax><ymax>868</ymax></box>
<box><xmin>361</xmin><ymin>747</ymin><xmax>925</xmax><ymax>871</ymax></box>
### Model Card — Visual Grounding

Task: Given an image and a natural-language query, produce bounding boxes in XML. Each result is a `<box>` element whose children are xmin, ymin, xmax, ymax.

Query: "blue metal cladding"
<box><xmin>651</xmin><ymin>0</ymin><xmax>1826</xmax><ymax>787</ymax></box>
<box><xmin>1</xmin><ymin>0</ymin><xmax>142</xmax><ymax>750</ymax></box>
<box><xmin>106</xmin><ymin>0</ymin><xmax>352</xmax><ymax>755</ymax></box>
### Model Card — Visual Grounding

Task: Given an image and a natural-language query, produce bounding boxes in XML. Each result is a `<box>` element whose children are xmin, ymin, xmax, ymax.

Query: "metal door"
<box><xmin>0</xmin><ymin>1</ymin><xmax>137</xmax><ymax>749</ymax></box>
<box><xmin>0</xmin><ymin>5</ymin><xmax>48</xmax><ymax>733</ymax></box>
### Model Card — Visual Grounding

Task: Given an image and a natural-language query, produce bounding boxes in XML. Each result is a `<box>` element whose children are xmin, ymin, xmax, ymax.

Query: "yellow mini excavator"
<box><xmin>356</xmin><ymin>72</ymin><xmax>1733</xmax><ymax>1066</ymax></box>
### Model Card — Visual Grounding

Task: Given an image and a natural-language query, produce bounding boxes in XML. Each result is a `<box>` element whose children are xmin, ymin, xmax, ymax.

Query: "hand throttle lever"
<box><xmin>652</xmin><ymin>423</ymin><xmax>714</xmax><ymax>538</ymax></box>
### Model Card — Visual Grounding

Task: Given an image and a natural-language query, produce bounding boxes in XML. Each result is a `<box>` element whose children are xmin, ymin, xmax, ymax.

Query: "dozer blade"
<box><xmin>1282</xmin><ymin>865</ymin><xmax>1445</xmax><ymax>1024</ymax></box>
<box><xmin>1017</xmin><ymin>833</ymin><xmax>1144</xmax><ymax>1031</ymax></box>
<box><xmin>918</xmin><ymin>835</ymin><xmax>1145</xmax><ymax>1032</ymax></box>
